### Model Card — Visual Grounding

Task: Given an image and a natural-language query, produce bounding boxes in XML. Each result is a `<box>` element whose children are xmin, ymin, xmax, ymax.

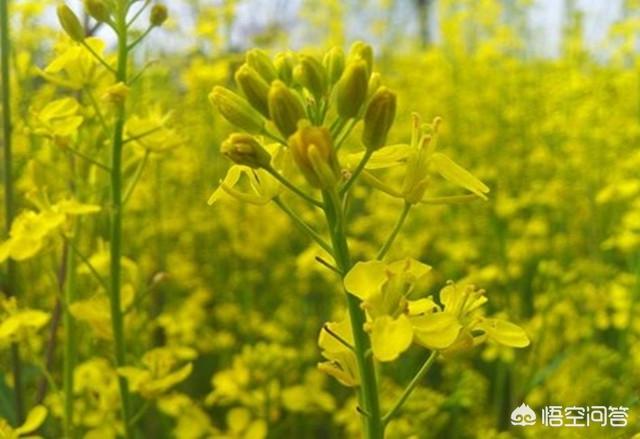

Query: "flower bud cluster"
<box><xmin>57</xmin><ymin>2</ymin><xmax>169</xmax><ymax>42</ymax></box>
<box><xmin>210</xmin><ymin>42</ymin><xmax>398</xmax><ymax>190</ymax></box>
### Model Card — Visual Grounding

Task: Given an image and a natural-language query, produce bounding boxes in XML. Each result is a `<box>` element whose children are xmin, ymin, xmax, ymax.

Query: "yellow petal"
<box><xmin>481</xmin><ymin>319</ymin><xmax>530</xmax><ymax>348</ymax></box>
<box><xmin>15</xmin><ymin>405</ymin><xmax>48</xmax><ymax>435</ymax></box>
<box><xmin>370</xmin><ymin>315</ymin><xmax>413</xmax><ymax>362</ymax></box>
<box><xmin>360</xmin><ymin>171</ymin><xmax>403</xmax><ymax>198</ymax></box>
<box><xmin>245</xmin><ymin>420</ymin><xmax>268</xmax><ymax>439</ymax></box>
<box><xmin>406</xmin><ymin>298</ymin><xmax>439</xmax><ymax>315</ymax></box>
<box><xmin>70</xmin><ymin>297</ymin><xmax>113</xmax><ymax>340</ymax></box>
<box><xmin>411</xmin><ymin>312</ymin><xmax>461</xmax><ymax>350</ymax></box>
<box><xmin>0</xmin><ymin>240</ymin><xmax>10</xmax><ymax>263</ymax></box>
<box><xmin>439</xmin><ymin>283</ymin><xmax>462</xmax><ymax>314</ymax></box>
<box><xmin>386</xmin><ymin>257</ymin><xmax>431</xmax><ymax>281</ymax></box>
<box><xmin>117</xmin><ymin>367</ymin><xmax>150</xmax><ymax>393</ymax></box>
<box><xmin>227</xmin><ymin>407</ymin><xmax>251</xmax><ymax>433</ymax></box>
<box><xmin>7</xmin><ymin>235</ymin><xmax>43</xmax><ymax>261</ymax></box>
<box><xmin>431</xmin><ymin>152</ymin><xmax>489</xmax><ymax>200</ymax></box>
<box><xmin>55</xmin><ymin>199</ymin><xmax>101</xmax><ymax>215</ymax></box>
<box><xmin>343</xmin><ymin>144</ymin><xmax>412</xmax><ymax>170</ymax></box>
<box><xmin>39</xmin><ymin>97</ymin><xmax>80</xmax><ymax>120</ymax></box>
<box><xmin>208</xmin><ymin>165</ymin><xmax>243</xmax><ymax>205</ymax></box>
<box><xmin>343</xmin><ymin>260</ymin><xmax>387</xmax><ymax>300</ymax></box>
<box><xmin>0</xmin><ymin>310</ymin><xmax>50</xmax><ymax>340</ymax></box>
<box><xmin>317</xmin><ymin>359</ymin><xmax>359</xmax><ymax>387</ymax></box>
<box><xmin>143</xmin><ymin>363</ymin><xmax>193</xmax><ymax>398</ymax></box>
<box><xmin>18</xmin><ymin>310</ymin><xmax>50</xmax><ymax>329</ymax></box>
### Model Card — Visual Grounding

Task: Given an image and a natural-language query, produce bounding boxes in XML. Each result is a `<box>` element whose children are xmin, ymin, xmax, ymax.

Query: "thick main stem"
<box><xmin>1</xmin><ymin>0</ymin><xmax>24</xmax><ymax>424</ymax></box>
<box><xmin>63</xmin><ymin>239</ymin><xmax>77</xmax><ymax>438</ymax></box>
<box><xmin>109</xmin><ymin>6</ymin><xmax>133</xmax><ymax>437</ymax></box>
<box><xmin>322</xmin><ymin>190</ymin><xmax>384</xmax><ymax>439</ymax></box>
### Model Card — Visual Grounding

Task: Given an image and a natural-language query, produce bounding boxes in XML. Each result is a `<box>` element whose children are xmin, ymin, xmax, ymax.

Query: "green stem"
<box><xmin>265</xmin><ymin>165</ymin><xmax>323</xmax><ymax>208</ymax></box>
<box><xmin>322</xmin><ymin>324</ymin><xmax>355</xmax><ymax>352</ymax></box>
<box><xmin>127</xmin><ymin>25</ymin><xmax>153</xmax><ymax>51</ymax></box>
<box><xmin>122</xmin><ymin>151</ymin><xmax>149</xmax><ymax>205</ymax></box>
<box><xmin>63</xmin><ymin>235</ymin><xmax>77</xmax><ymax>438</ymax></box>
<box><xmin>81</xmin><ymin>40</ymin><xmax>116</xmax><ymax>75</ymax></box>
<box><xmin>1</xmin><ymin>0</ymin><xmax>24</xmax><ymax>425</ymax></box>
<box><xmin>273</xmin><ymin>197</ymin><xmax>333</xmax><ymax>254</ymax></box>
<box><xmin>262</xmin><ymin>130</ymin><xmax>288</xmax><ymax>146</ymax></box>
<box><xmin>122</xmin><ymin>126</ymin><xmax>163</xmax><ymax>145</ymax></box>
<box><xmin>420</xmin><ymin>194</ymin><xmax>478</xmax><ymax>205</ymax></box>
<box><xmin>330</xmin><ymin>116</ymin><xmax>347</xmax><ymax>139</ymax></box>
<box><xmin>109</xmin><ymin>7</ymin><xmax>133</xmax><ymax>438</ymax></box>
<box><xmin>65</xmin><ymin>144</ymin><xmax>111</xmax><ymax>172</ymax></box>
<box><xmin>68</xmin><ymin>239</ymin><xmax>108</xmax><ymax>291</ymax></box>
<box><xmin>128</xmin><ymin>400</ymin><xmax>150</xmax><ymax>428</ymax></box>
<box><xmin>322</xmin><ymin>189</ymin><xmax>383</xmax><ymax>439</ymax></box>
<box><xmin>334</xmin><ymin>119</ymin><xmax>358</xmax><ymax>151</ymax></box>
<box><xmin>376</xmin><ymin>202</ymin><xmax>412</xmax><ymax>260</ymax></box>
<box><xmin>129</xmin><ymin>60</ymin><xmax>156</xmax><ymax>86</ymax></box>
<box><xmin>382</xmin><ymin>350</ymin><xmax>438</xmax><ymax>425</ymax></box>
<box><xmin>84</xmin><ymin>87</ymin><xmax>110</xmax><ymax>135</ymax></box>
<box><xmin>340</xmin><ymin>149</ymin><xmax>373</xmax><ymax>196</ymax></box>
<box><xmin>127</xmin><ymin>0</ymin><xmax>151</xmax><ymax>27</ymax></box>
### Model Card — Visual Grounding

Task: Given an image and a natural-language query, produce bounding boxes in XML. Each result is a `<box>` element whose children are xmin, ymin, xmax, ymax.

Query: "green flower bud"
<box><xmin>209</xmin><ymin>86</ymin><xmax>265</xmax><ymax>134</ymax></box>
<box><xmin>368</xmin><ymin>72</ymin><xmax>381</xmax><ymax>96</ymax></box>
<box><xmin>221</xmin><ymin>133</ymin><xmax>271</xmax><ymax>169</ymax></box>
<box><xmin>274</xmin><ymin>51</ymin><xmax>296</xmax><ymax>84</ymax></box>
<box><xmin>293</xmin><ymin>55</ymin><xmax>327</xmax><ymax>101</ymax></box>
<box><xmin>247</xmin><ymin>49</ymin><xmax>278</xmax><ymax>83</ymax></box>
<box><xmin>150</xmin><ymin>4</ymin><xmax>168</xmax><ymax>27</ymax></box>
<box><xmin>323</xmin><ymin>47</ymin><xmax>345</xmax><ymax>86</ymax></box>
<box><xmin>349</xmin><ymin>41</ymin><xmax>374</xmax><ymax>77</ymax></box>
<box><xmin>268</xmin><ymin>80</ymin><xmax>306</xmax><ymax>138</ymax></box>
<box><xmin>84</xmin><ymin>0</ymin><xmax>111</xmax><ymax>22</ymax></box>
<box><xmin>57</xmin><ymin>5</ymin><xmax>85</xmax><ymax>42</ymax></box>
<box><xmin>235</xmin><ymin>64</ymin><xmax>270</xmax><ymax>117</ymax></box>
<box><xmin>362</xmin><ymin>87</ymin><xmax>397</xmax><ymax>151</ymax></box>
<box><xmin>334</xmin><ymin>59</ymin><xmax>368</xmax><ymax>119</ymax></box>
<box><xmin>289</xmin><ymin>122</ymin><xmax>339</xmax><ymax>189</ymax></box>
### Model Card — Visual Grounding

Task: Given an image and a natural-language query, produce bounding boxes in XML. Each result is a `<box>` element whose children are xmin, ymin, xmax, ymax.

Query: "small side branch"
<box><xmin>340</xmin><ymin>149</ymin><xmax>373</xmax><ymax>196</ymax></box>
<box><xmin>273</xmin><ymin>197</ymin><xmax>333</xmax><ymax>254</ymax></box>
<box><xmin>382</xmin><ymin>350</ymin><xmax>438</xmax><ymax>425</ymax></box>
<box><xmin>81</xmin><ymin>41</ymin><xmax>117</xmax><ymax>75</ymax></box>
<box><xmin>376</xmin><ymin>202</ymin><xmax>412</xmax><ymax>260</ymax></box>
<box><xmin>266</xmin><ymin>166</ymin><xmax>323</xmax><ymax>208</ymax></box>
<box><xmin>322</xmin><ymin>324</ymin><xmax>355</xmax><ymax>352</ymax></box>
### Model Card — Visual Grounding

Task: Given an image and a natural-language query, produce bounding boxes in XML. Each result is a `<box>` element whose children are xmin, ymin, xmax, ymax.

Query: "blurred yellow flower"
<box><xmin>208</xmin><ymin>144</ymin><xmax>289</xmax><ymax>205</ymax></box>
<box><xmin>0</xmin><ymin>297</ymin><xmax>49</xmax><ymax>347</ymax></box>
<box><xmin>117</xmin><ymin>347</ymin><xmax>195</xmax><ymax>399</ymax></box>
<box><xmin>30</xmin><ymin>97</ymin><xmax>83</xmax><ymax>139</ymax></box>
<box><xmin>0</xmin><ymin>405</ymin><xmax>48</xmax><ymax>439</ymax></box>
<box><xmin>40</xmin><ymin>37</ymin><xmax>108</xmax><ymax>88</ymax></box>
<box><xmin>0</xmin><ymin>199</ymin><xmax>100</xmax><ymax>263</ymax></box>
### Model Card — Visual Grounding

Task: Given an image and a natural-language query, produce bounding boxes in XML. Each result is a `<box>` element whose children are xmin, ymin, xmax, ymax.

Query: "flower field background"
<box><xmin>1</xmin><ymin>0</ymin><xmax>639</xmax><ymax>438</ymax></box>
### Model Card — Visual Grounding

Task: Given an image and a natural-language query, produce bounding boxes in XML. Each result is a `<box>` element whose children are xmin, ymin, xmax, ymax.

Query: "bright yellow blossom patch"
<box><xmin>352</xmin><ymin>114</ymin><xmax>490</xmax><ymax>204</ymax></box>
<box><xmin>118</xmin><ymin>346</ymin><xmax>195</xmax><ymax>399</ymax></box>
<box><xmin>321</xmin><ymin>259</ymin><xmax>529</xmax><ymax>369</ymax></box>
<box><xmin>317</xmin><ymin>318</ymin><xmax>359</xmax><ymax>386</ymax></box>
<box><xmin>208</xmin><ymin>144</ymin><xmax>290</xmax><ymax>205</ymax></box>
<box><xmin>125</xmin><ymin>109</ymin><xmax>183</xmax><ymax>153</ymax></box>
<box><xmin>0</xmin><ymin>297</ymin><xmax>50</xmax><ymax>346</ymax></box>
<box><xmin>39</xmin><ymin>37</ymin><xmax>108</xmax><ymax>88</ymax></box>
<box><xmin>0</xmin><ymin>199</ymin><xmax>100</xmax><ymax>263</ymax></box>
<box><xmin>30</xmin><ymin>97</ymin><xmax>83</xmax><ymax>139</ymax></box>
<box><xmin>0</xmin><ymin>405</ymin><xmax>48</xmax><ymax>439</ymax></box>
